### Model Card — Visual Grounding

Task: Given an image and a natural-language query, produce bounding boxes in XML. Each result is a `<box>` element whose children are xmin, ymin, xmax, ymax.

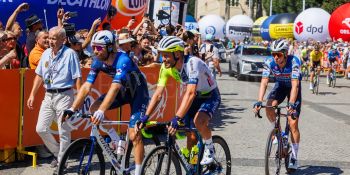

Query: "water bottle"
<box><xmin>117</xmin><ymin>136</ymin><xmax>126</xmax><ymax>155</ymax></box>
<box><xmin>105</xmin><ymin>137</ymin><xmax>111</xmax><ymax>144</ymax></box>
<box><xmin>189</xmin><ymin>145</ymin><xmax>199</xmax><ymax>164</ymax></box>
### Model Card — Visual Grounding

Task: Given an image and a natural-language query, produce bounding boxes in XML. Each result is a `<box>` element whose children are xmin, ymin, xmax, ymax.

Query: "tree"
<box><xmin>322</xmin><ymin>0</ymin><xmax>349</xmax><ymax>13</ymax></box>
<box><xmin>262</xmin><ymin>0</ymin><xmax>325</xmax><ymax>15</ymax></box>
<box><xmin>187</xmin><ymin>0</ymin><xmax>195</xmax><ymax>16</ymax></box>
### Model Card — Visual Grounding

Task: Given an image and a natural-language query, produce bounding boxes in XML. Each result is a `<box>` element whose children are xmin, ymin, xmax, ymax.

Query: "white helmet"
<box><xmin>157</xmin><ymin>36</ymin><xmax>184</xmax><ymax>52</ymax></box>
<box><xmin>91</xmin><ymin>30</ymin><xmax>116</xmax><ymax>46</ymax></box>
<box><xmin>271</xmin><ymin>39</ymin><xmax>289</xmax><ymax>52</ymax></box>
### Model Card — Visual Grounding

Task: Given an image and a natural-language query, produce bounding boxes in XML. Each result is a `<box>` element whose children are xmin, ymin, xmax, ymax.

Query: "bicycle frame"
<box><xmin>167</xmin><ymin>128</ymin><xmax>204</xmax><ymax>175</ymax></box>
<box><xmin>85</xmin><ymin>120</ymin><xmax>132</xmax><ymax>175</ymax></box>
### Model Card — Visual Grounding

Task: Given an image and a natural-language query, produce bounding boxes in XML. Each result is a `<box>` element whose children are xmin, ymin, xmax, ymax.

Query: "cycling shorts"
<box><xmin>97</xmin><ymin>86</ymin><xmax>149</xmax><ymax>128</ymax></box>
<box><xmin>310</xmin><ymin>61</ymin><xmax>321</xmax><ymax>72</ymax></box>
<box><xmin>184</xmin><ymin>88</ymin><xmax>221</xmax><ymax>128</ymax></box>
<box><xmin>267</xmin><ymin>83</ymin><xmax>302</xmax><ymax>118</ymax></box>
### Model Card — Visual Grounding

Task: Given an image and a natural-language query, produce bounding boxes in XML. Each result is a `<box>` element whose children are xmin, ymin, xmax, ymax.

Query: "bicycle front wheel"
<box><xmin>201</xmin><ymin>135</ymin><xmax>232</xmax><ymax>175</ymax></box>
<box><xmin>141</xmin><ymin>145</ymin><xmax>182</xmax><ymax>175</ymax></box>
<box><xmin>265</xmin><ymin>129</ymin><xmax>282</xmax><ymax>175</ymax></box>
<box><xmin>58</xmin><ymin>138</ymin><xmax>105</xmax><ymax>175</ymax></box>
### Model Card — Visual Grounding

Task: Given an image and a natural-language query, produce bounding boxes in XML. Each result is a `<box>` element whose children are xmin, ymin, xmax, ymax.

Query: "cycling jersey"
<box><xmin>262</xmin><ymin>55</ymin><xmax>302</xmax><ymax>87</ymax></box>
<box><xmin>86</xmin><ymin>51</ymin><xmax>149</xmax><ymax>127</ymax></box>
<box><xmin>328</xmin><ymin>50</ymin><xmax>340</xmax><ymax>61</ymax></box>
<box><xmin>310</xmin><ymin>50</ymin><xmax>323</xmax><ymax>62</ymax></box>
<box><xmin>157</xmin><ymin>56</ymin><xmax>217</xmax><ymax>93</ymax></box>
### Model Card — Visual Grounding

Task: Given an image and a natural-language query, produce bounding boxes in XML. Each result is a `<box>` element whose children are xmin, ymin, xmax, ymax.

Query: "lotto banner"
<box><xmin>0</xmin><ymin>70</ymin><xmax>21</xmax><ymax>149</ymax></box>
<box><xmin>20</xmin><ymin>67</ymin><xmax>179</xmax><ymax>147</ymax></box>
<box><xmin>103</xmin><ymin>0</ymin><xmax>149</xmax><ymax>30</ymax></box>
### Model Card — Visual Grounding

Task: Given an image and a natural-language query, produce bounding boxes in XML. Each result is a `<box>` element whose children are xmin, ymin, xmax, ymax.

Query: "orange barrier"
<box><xmin>1</xmin><ymin>66</ymin><xmax>180</xmax><ymax>148</ymax></box>
<box><xmin>0</xmin><ymin>70</ymin><xmax>21</xmax><ymax>149</ymax></box>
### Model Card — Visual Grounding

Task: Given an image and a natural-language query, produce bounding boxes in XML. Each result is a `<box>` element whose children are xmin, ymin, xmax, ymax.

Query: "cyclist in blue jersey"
<box><xmin>62</xmin><ymin>30</ymin><xmax>149</xmax><ymax>175</ymax></box>
<box><xmin>253</xmin><ymin>39</ymin><xmax>302</xmax><ymax>170</ymax></box>
<box><xmin>136</xmin><ymin>36</ymin><xmax>221</xmax><ymax>165</ymax></box>
<box><xmin>327</xmin><ymin>46</ymin><xmax>340</xmax><ymax>84</ymax></box>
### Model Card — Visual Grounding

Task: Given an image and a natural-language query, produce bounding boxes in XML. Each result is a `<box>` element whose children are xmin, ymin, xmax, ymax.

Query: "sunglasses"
<box><xmin>92</xmin><ymin>45</ymin><xmax>105</xmax><ymax>51</ymax></box>
<box><xmin>272</xmin><ymin>52</ymin><xmax>284</xmax><ymax>58</ymax></box>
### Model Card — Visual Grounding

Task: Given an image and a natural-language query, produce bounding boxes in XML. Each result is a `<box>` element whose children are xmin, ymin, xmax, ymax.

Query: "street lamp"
<box><xmin>269</xmin><ymin>0</ymin><xmax>272</xmax><ymax>16</ymax></box>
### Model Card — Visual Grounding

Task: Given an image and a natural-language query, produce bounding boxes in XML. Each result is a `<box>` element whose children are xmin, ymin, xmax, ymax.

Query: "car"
<box><xmin>213</xmin><ymin>41</ymin><xmax>226</xmax><ymax>62</ymax></box>
<box><xmin>228</xmin><ymin>45</ymin><xmax>272</xmax><ymax>80</ymax></box>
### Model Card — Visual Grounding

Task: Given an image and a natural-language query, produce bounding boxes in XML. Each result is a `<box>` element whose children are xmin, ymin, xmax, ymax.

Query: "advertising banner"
<box><xmin>198</xmin><ymin>14</ymin><xmax>225</xmax><ymax>39</ymax></box>
<box><xmin>226</xmin><ymin>15</ymin><xmax>253</xmax><ymax>42</ymax></box>
<box><xmin>329</xmin><ymin>3</ymin><xmax>350</xmax><ymax>41</ymax></box>
<box><xmin>269</xmin><ymin>13</ymin><xmax>297</xmax><ymax>40</ymax></box>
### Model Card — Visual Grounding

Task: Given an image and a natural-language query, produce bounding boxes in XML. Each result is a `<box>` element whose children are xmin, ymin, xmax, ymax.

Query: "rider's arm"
<box><xmin>175</xmin><ymin>84</ymin><xmax>197</xmax><ymax>118</ymax></box>
<box><xmin>289</xmin><ymin>79</ymin><xmax>299</xmax><ymax>104</ymax></box>
<box><xmin>71</xmin><ymin>82</ymin><xmax>92</xmax><ymax>111</ymax></box>
<box><xmin>97</xmin><ymin>83</ymin><xmax>122</xmax><ymax>112</ymax></box>
<box><xmin>257</xmin><ymin>77</ymin><xmax>269</xmax><ymax>102</ymax></box>
<box><xmin>145</xmin><ymin>86</ymin><xmax>166</xmax><ymax>116</ymax></box>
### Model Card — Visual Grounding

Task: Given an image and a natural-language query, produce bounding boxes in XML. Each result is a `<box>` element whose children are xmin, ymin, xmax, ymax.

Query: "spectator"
<box><xmin>131</xmin><ymin>40</ymin><xmax>142</xmax><ymax>64</ymax></box>
<box><xmin>199</xmin><ymin>34</ymin><xmax>222</xmax><ymax>79</ymax></box>
<box><xmin>29</xmin><ymin>30</ymin><xmax>49</xmax><ymax>69</ymax></box>
<box><xmin>25</xmin><ymin>14</ymin><xmax>43</xmax><ymax>54</ymax></box>
<box><xmin>118</xmin><ymin>33</ymin><xmax>135</xmax><ymax>53</ymax></box>
<box><xmin>3</xmin><ymin>31</ymin><xmax>21</xmax><ymax>69</ymax></box>
<box><xmin>189</xmin><ymin>29</ymin><xmax>201</xmax><ymax>57</ymax></box>
<box><xmin>165</xmin><ymin>24</ymin><xmax>176</xmax><ymax>36</ymax></box>
<box><xmin>0</xmin><ymin>31</ymin><xmax>17</xmax><ymax>68</ymax></box>
<box><xmin>102</xmin><ymin>22</ymin><xmax>111</xmax><ymax>31</ymax></box>
<box><xmin>182</xmin><ymin>30</ymin><xmax>195</xmax><ymax>58</ymax></box>
<box><xmin>27</xmin><ymin>26</ymin><xmax>82</xmax><ymax>173</ymax></box>
<box><xmin>81</xmin><ymin>57</ymin><xmax>93</xmax><ymax>68</ymax></box>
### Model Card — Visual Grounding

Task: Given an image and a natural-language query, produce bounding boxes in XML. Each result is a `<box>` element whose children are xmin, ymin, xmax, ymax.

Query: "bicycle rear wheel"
<box><xmin>332</xmin><ymin>71</ymin><xmax>336</xmax><ymax>88</ymax></box>
<box><xmin>265</xmin><ymin>129</ymin><xmax>282</xmax><ymax>175</ymax></box>
<box><xmin>201</xmin><ymin>135</ymin><xmax>232</xmax><ymax>175</ymax></box>
<box><xmin>141</xmin><ymin>145</ymin><xmax>182</xmax><ymax>175</ymax></box>
<box><xmin>58</xmin><ymin>138</ymin><xmax>105</xmax><ymax>175</ymax></box>
<box><xmin>315</xmin><ymin>75</ymin><xmax>319</xmax><ymax>95</ymax></box>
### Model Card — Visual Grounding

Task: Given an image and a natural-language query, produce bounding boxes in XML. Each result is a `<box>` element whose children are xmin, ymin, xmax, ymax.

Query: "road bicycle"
<box><xmin>57</xmin><ymin>113</ymin><xmax>161</xmax><ymax>175</ymax></box>
<box><xmin>255</xmin><ymin>105</ymin><xmax>296</xmax><ymax>175</ymax></box>
<box><xmin>328</xmin><ymin>64</ymin><xmax>337</xmax><ymax>88</ymax></box>
<box><xmin>140</xmin><ymin>122</ymin><xmax>231</xmax><ymax>175</ymax></box>
<box><xmin>312</xmin><ymin>67</ymin><xmax>321</xmax><ymax>95</ymax></box>
<box><xmin>301</xmin><ymin>62</ymin><xmax>309</xmax><ymax>81</ymax></box>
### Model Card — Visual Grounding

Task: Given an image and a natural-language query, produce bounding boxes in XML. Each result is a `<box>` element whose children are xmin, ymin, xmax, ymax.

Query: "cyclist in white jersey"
<box><xmin>136</xmin><ymin>36</ymin><xmax>221</xmax><ymax>165</ymax></box>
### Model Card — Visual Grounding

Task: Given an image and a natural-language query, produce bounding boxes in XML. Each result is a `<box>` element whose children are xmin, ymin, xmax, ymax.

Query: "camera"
<box><xmin>63</xmin><ymin>23</ymin><xmax>76</xmax><ymax>37</ymax></box>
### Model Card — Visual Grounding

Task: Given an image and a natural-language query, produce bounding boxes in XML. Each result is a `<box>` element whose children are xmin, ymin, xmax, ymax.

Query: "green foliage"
<box><xmin>187</xmin><ymin>0</ymin><xmax>195</xmax><ymax>16</ymax></box>
<box><xmin>322</xmin><ymin>0</ymin><xmax>350</xmax><ymax>13</ymax></box>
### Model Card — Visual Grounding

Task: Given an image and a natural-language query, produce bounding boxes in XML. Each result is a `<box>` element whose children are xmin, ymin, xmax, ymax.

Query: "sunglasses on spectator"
<box><xmin>272</xmin><ymin>52</ymin><xmax>284</xmax><ymax>58</ymax></box>
<box><xmin>92</xmin><ymin>45</ymin><xmax>105</xmax><ymax>51</ymax></box>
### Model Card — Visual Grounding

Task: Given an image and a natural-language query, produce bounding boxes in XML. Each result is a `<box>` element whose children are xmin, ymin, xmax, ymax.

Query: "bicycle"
<box><xmin>57</xmin><ymin>113</ymin><xmax>161</xmax><ymax>175</ymax></box>
<box><xmin>312</xmin><ymin>67</ymin><xmax>321</xmax><ymax>95</ymax></box>
<box><xmin>328</xmin><ymin>64</ymin><xmax>337</xmax><ymax>88</ymax></box>
<box><xmin>140</xmin><ymin>122</ymin><xmax>231</xmax><ymax>175</ymax></box>
<box><xmin>301</xmin><ymin>62</ymin><xmax>309</xmax><ymax>81</ymax></box>
<box><xmin>255</xmin><ymin>105</ymin><xmax>296</xmax><ymax>175</ymax></box>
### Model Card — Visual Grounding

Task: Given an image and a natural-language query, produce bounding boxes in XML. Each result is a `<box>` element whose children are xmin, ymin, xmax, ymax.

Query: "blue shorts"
<box><xmin>184</xmin><ymin>88</ymin><xmax>221</xmax><ymax>128</ymax></box>
<box><xmin>97</xmin><ymin>87</ymin><xmax>149</xmax><ymax>127</ymax></box>
<box><xmin>267</xmin><ymin>83</ymin><xmax>302</xmax><ymax>117</ymax></box>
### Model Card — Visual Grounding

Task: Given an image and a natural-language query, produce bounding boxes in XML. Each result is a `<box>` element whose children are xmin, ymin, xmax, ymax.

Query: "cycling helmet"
<box><xmin>271</xmin><ymin>39</ymin><xmax>289</xmax><ymax>52</ymax></box>
<box><xmin>157</xmin><ymin>36</ymin><xmax>184</xmax><ymax>52</ymax></box>
<box><xmin>91</xmin><ymin>30</ymin><xmax>116</xmax><ymax>46</ymax></box>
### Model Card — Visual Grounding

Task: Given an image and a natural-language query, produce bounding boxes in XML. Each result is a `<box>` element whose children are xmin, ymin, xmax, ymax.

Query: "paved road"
<box><xmin>1</xmin><ymin>63</ymin><xmax>349</xmax><ymax>175</ymax></box>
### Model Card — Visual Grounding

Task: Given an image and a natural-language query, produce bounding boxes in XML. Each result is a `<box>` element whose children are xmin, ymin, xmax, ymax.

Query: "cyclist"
<box><xmin>327</xmin><ymin>45</ymin><xmax>340</xmax><ymax>84</ymax></box>
<box><xmin>253</xmin><ymin>39</ymin><xmax>302</xmax><ymax>170</ymax></box>
<box><xmin>136</xmin><ymin>36</ymin><xmax>221</xmax><ymax>165</ymax></box>
<box><xmin>309</xmin><ymin>45</ymin><xmax>324</xmax><ymax>90</ymax></box>
<box><xmin>62</xmin><ymin>30</ymin><xmax>149</xmax><ymax>175</ymax></box>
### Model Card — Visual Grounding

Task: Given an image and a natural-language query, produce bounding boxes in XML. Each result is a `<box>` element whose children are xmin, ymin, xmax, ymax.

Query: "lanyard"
<box><xmin>45</xmin><ymin>47</ymin><xmax>66</xmax><ymax>84</ymax></box>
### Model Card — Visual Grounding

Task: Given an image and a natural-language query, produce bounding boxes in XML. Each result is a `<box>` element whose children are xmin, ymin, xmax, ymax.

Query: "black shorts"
<box><xmin>310</xmin><ymin>61</ymin><xmax>321</xmax><ymax>72</ymax></box>
<box><xmin>267</xmin><ymin>83</ymin><xmax>302</xmax><ymax>117</ymax></box>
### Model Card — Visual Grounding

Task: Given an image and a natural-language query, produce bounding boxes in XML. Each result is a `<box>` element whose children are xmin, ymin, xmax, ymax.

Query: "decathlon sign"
<box><xmin>293</xmin><ymin>8</ymin><xmax>330</xmax><ymax>42</ymax></box>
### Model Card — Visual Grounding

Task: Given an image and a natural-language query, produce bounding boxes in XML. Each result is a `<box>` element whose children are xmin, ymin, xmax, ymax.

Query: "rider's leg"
<box><xmin>309</xmin><ymin>69</ymin><xmax>315</xmax><ymax>90</ymax></box>
<box><xmin>194</xmin><ymin>112</ymin><xmax>214</xmax><ymax>165</ymax></box>
<box><xmin>186</xmin><ymin>132</ymin><xmax>197</xmax><ymax>150</ymax></box>
<box><xmin>129</xmin><ymin>128</ymin><xmax>144</xmax><ymax>175</ymax></box>
<box><xmin>288</xmin><ymin>116</ymin><xmax>300</xmax><ymax>159</ymax></box>
<box><xmin>266</xmin><ymin>99</ymin><xmax>279</xmax><ymax>129</ymax></box>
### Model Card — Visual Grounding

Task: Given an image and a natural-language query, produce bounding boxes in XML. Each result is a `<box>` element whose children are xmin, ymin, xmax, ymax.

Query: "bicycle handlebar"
<box><xmin>254</xmin><ymin>105</ymin><xmax>297</xmax><ymax>120</ymax></box>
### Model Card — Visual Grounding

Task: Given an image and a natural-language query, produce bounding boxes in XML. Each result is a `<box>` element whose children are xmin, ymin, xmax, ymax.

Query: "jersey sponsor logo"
<box><xmin>116</xmin><ymin>68</ymin><xmax>122</xmax><ymax>75</ymax></box>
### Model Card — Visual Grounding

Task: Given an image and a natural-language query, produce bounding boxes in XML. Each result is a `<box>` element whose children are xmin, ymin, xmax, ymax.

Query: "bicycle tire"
<box><xmin>332</xmin><ymin>70</ymin><xmax>336</xmax><ymax>88</ymax></box>
<box><xmin>315</xmin><ymin>75</ymin><xmax>319</xmax><ymax>95</ymax></box>
<box><xmin>200</xmin><ymin>135</ymin><xmax>232</xmax><ymax>175</ymax></box>
<box><xmin>284</xmin><ymin>143</ymin><xmax>296</xmax><ymax>174</ymax></box>
<box><xmin>265</xmin><ymin>129</ymin><xmax>282</xmax><ymax>175</ymax></box>
<box><xmin>118</xmin><ymin>135</ymin><xmax>161</xmax><ymax>175</ymax></box>
<box><xmin>58</xmin><ymin>138</ymin><xmax>105</xmax><ymax>175</ymax></box>
<box><xmin>140</xmin><ymin>145</ymin><xmax>182</xmax><ymax>175</ymax></box>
